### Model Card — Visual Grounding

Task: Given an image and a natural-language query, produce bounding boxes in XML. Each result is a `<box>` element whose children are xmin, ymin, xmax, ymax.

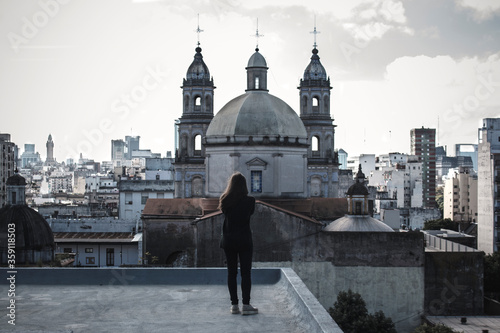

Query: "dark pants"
<box><xmin>224</xmin><ymin>249</ymin><xmax>252</xmax><ymax>305</ymax></box>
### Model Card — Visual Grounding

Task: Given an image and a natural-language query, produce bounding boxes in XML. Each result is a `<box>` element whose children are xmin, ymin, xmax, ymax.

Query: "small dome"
<box><xmin>347</xmin><ymin>164</ymin><xmax>368</xmax><ymax>195</ymax></box>
<box><xmin>0</xmin><ymin>205</ymin><xmax>55</xmax><ymax>264</ymax></box>
<box><xmin>6</xmin><ymin>173</ymin><xmax>26</xmax><ymax>186</ymax></box>
<box><xmin>186</xmin><ymin>47</ymin><xmax>211</xmax><ymax>81</ymax></box>
<box><xmin>206</xmin><ymin>91</ymin><xmax>307</xmax><ymax>139</ymax></box>
<box><xmin>247</xmin><ymin>48</ymin><xmax>267</xmax><ymax>68</ymax></box>
<box><xmin>303</xmin><ymin>48</ymin><xmax>327</xmax><ymax>81</ymax></box>
<box><xmin>324</xmin><ymin>215</ymin><xmax>394</xmax><ymax>232</ymax></box>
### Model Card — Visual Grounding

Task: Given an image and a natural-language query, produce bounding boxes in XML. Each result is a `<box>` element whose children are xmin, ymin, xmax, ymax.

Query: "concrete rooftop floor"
<box><xmin>0</xmin><ymin>267</ymin><xmax>341</xmax><ymax>333</ymax></box>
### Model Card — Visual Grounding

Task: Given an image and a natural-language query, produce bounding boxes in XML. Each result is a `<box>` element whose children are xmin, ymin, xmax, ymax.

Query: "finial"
<box><xmin>310</xmin><ymin>15</ymin><xmax>320</xmax><ymax>49</ymax></box>
<box><xmin>195</xmin><ymin>13</ymin><xmax>204</xmax><ymax>47</ymax></box>
<box><xmin>252</xmin><ymin>18</ymin><xmax>264</xmax><ymax>49</ymax></box>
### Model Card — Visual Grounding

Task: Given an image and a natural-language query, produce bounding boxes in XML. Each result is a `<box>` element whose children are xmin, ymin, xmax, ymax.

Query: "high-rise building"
<box><xmin>444</xmin><ymin>167</ymin><xmax>477</xmax><ymax>224</ymax></box>
<box><xmin>478</xmin><ymin>118</ymin><xmax>500</xmax><ymax>253</ymax></box>
<box><xmin>455</xmin><ymin>144</ymin><xmax>478</xmax><ymax>172</ymax></box>
<box><xmin>111</xmin><ymin>139</ymin><xmax>126</xmax><ymax>161</ymax></box>
<box><xmin>125</xmin><ymin>136</ymin><xmax>140</xmax><ymax>160</ymax></box>
<box><xmin>20</xmin><ymin>143</ymin><xmax>41</xmax><ymax>167</ymax></box>
<box><xmin>45</xmin><ymin>134</ymin><xmax>55</xmax><ymax>164</ymax></box>
<box><xmin>410</xmin><ymin>127</ymin><xmax>436</xmax><ymax>208</ymax></box>
<box><xmin>0</xmin><ymin>133</ymin><xmax>16</xmax><ymax>207</ymax></box>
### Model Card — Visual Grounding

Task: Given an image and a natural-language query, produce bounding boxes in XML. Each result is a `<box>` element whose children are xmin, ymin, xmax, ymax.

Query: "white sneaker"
<box><xmin>242</xmin><ymin>304</ymin><xmax>258</xmax><ymax>315</ymax></box>
<box><xmin>230</xmin><ymin>305</ymin><xmax>240</xmax><ymax>314</ymax></box>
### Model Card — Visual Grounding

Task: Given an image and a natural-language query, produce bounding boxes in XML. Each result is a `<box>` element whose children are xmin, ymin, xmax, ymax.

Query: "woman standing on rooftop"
<box><xmin>219</xmin><ymin>172</ymin><xmax>258</xmax><ymax>315</ymax></box>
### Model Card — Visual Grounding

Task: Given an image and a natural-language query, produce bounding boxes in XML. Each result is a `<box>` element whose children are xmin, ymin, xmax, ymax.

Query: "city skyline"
<box><xmin>1</xmin><ymin>0</ymin><xmax>500</xmax><ymax>162</ymax></box>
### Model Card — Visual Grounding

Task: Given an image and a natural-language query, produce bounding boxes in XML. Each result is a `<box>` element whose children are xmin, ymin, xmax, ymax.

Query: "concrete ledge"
<box><xmin>1</xmin><ymin>267</ymin><xmax>282</xmax><ymax>285</ymax></box>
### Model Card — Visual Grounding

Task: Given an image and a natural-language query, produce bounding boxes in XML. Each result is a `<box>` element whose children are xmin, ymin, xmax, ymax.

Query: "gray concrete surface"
<box><xmin>0</xmin><ymin>267</ymin><xmax>342</xmax><ymax>333</ymax></box>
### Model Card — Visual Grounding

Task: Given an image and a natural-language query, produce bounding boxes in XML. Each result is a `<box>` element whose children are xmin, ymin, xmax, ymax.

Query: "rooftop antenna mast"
<box><xmin>195</xmin><ymin>13</ymin><xmax>204</xmax><ymax>47</ymax></box>
<box><xmin>310</xmin><ymin>15</ymin><xmax>320</xmax><ymax>48</ymax></box>
<box><xmin>252</xmin><ymin>18</ymin><xmax>264</xmax><ymax>49</ymax></box>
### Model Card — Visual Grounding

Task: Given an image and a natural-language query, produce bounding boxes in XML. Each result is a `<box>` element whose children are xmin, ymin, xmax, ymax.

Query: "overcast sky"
<box><xmin>1</xmin><ymin>0</ymin><xmax>500</xmax><ymax>163</ymax></box>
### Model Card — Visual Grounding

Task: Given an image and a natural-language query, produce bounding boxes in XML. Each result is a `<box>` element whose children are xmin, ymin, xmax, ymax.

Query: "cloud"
<box><xmin>456</xmin><ymin>0</ymin><xmax>500</xmax><ymax>21</ymax></box>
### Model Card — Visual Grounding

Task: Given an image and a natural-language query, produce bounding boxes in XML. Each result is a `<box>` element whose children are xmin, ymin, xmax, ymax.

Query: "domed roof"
<box><xmin>6</xmin><ymin>173</ymin><xmax>26</xmax><ymax>186</ymax></box>
<box><xmin>186</xmin><ymin>47</ymin><xmax>211</xmax><ymax>81</ymax></box>
<box><xmin>347</xmin><ymin>164</ymin><xmax>369</xmax><ymax>196</ymax></box>
<box><xmin>303</xmin><ymin>48</ymin><xmax>327</xmax><ymax>81</ymax></box>
<box><xmin>206</xmin><ymin>91</ymin><xmax>307</xmax><ymax>139</ymax></box>
<box><xmin>324</xmin><ymin>215</ymin><xmax>394</xmax><ymax>232</ymax></box>
<box><xmin>0</xmin><ymin>205</ymin><xmax>54</xmax><ymax>250</ymax></box>
<box><xmin>247</xmin><ymin>48</ymin><xmax>267</xmax><ymax>68</ymax></box>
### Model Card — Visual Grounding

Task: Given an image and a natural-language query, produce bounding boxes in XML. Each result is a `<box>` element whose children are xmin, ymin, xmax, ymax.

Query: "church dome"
<box><xmin>205</xmin><ymin>91</ymin><xmax>307</xmax><ymax>141</ymax></box>
<box><xmin>303</xmin><ymin>48</ymin><xmax>327</xmax><ymax>81</ymax></box>
<box><xmin>0</xmin><ymin>205</ymin><xmax>55</xmax><ymax>263</ymax></box>
<box><xmin>247</xmin><ymin>48</ymin><xmax>267</xmax><ymax>68</ymax></box>
<box><xmin>186</xmin><ymin>47</ymin><xmax>211</xmax><ymax>81</ymax></box>
<box><xmin>324</xmin><ymin>215</ymin><xmax>394</xmax><ymax>232</ymax></box>
<box><xmin>6</xmin><ymin>173</ymin><xmax>26</xmax><ymax>186</ymax></box>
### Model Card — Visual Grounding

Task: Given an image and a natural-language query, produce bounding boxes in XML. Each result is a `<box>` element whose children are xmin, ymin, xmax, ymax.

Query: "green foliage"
<box><xmin>412</xmin><ymin>323</ymin><xmax>456</xmax><ymax>333</ymax></box>
<box><xmin>435</xmin><ymin>186</ymin><xmax>444</xmax><ymax>213</ymax></box>
<box><xmin>484</xmin><ymin>252</ymin><xmax>500</xmax><ymax>294</ymax></box>
<box><xmin>423</xmin><ymin>218</ymin><xmax>458</xmax><ymax>231</ymax></box>
<box><xmin>328</xmin><ymin>289</ymin><xmax>396</xmax><ymax>333</ymax></box>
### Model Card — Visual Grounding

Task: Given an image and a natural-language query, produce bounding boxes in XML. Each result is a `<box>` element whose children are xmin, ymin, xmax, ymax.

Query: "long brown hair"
<box><xmin>218</xmin><ymin>172</ymin><xmax>249</xmax><ymax>211</ymax></box>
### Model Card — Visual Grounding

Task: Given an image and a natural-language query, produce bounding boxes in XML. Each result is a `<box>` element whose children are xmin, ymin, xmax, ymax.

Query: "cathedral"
<box><xmin>174</xmin><ymin>40</ymin><xmax>339</xmax><ymax>199</ymax></box>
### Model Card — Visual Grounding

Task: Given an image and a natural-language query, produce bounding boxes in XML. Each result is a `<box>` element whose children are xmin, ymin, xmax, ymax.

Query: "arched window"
<box><xmin>195</xmin><ymin>96</ymin><xmax>201</xmax><ymax>106</ymax></box>
<box><xmin>194</xmin><ymin>134</ymin><xmax>202</xmax><ymax>156</ymax></box>
<box><xmin>312</xmin><ymin>136</ymin><xmax>320</xmax><ymax>156</ymax></box>
<box><xmin>255</xmin><ymin>77</ymin><xmax>260</xmax><ymax>89</ymax></box>
<box><xmin>312</xmin><ymin>96</ymin><xmax>320</xmax><ymax>114</ymax></box>
<box><xmin>205</xmin><ymin>95</ymin><xmax>211</xmax><ymax>113</ymax></box>
<box><xmin>184</xmin><ymin>95</ymin><xmax>189</xmax><ymax>111</ymax></box>
<box><xmin>191</xmin><ymin>176</ymin><xmax>203</xmax><ymax>197</ymax></box>
<box><xmin>311</xmin><ymin>177</ymin><xmax>322</xmax><ymax>197</ymax></box>
<box><xmin>302</xmin><ymin>96</ymin><xmax>308</xmax><ymax>110</ymax></box>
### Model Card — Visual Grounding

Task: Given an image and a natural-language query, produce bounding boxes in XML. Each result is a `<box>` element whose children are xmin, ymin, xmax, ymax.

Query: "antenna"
<box><xmin>310</xmin><ymin>15</ymin><xmax>320</xmax><ymax>48</ymax></box>
<box><xmin>195</xmin><ymin>13</ymin><xmax>204</xmax><ymax>47</ymax></box>
<box><xmin>252</xmin><ymin>18</ymin><xmax>264</xmax><ymax>49</ymax></box>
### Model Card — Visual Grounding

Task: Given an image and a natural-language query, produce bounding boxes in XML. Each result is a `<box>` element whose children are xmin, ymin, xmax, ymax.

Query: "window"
<box><xmin>255</xmin><ymin>77</ymin><xmax>260</xmax><ymax>89</ymax></box>
<box><xmin>194</xmin><ymin>134</ymin><xmax>202</xmax><ymax>154</ymax></box>
<box><xmin>11</xmin><ymin>192</ymin><xmax>16</xmax><ymax>205</ymax></box>
<box><xmin>85</xmin><ymin>248</ymin><xmax>93</xmax><ymax>253</ymax></box>
<box><xmin>141</xmin><ymin>195</ymin><xmax>148</xmax><ymax>205</ymax></box>
<box><xmin>195</xmin><ymin>96</ymin><xmax>201</xmax><ymax>106</ymax></box>
<box><xmin>156</xmin><ymin>174</ymin><xmax>160</xmax><ymax>180</ymax></box>
<box><xmin>86</xmin><ymin>257</ymin><xmax>95</xmax><ymax>265</ymax></box>
<box><xmin>312</xmin><ymin>136</ymin><xmax>319</xmax><ymax>152</ymax></box>
<box><xmin>251</xmin><ymin>171</ymin><xmax>262</xmax><ymax>193</ymax></box>
<box><xmin>64</xmin><ymin>248</ymin><xmax>72</xmax><ymax>253</ymax></box>
<box><xmin>355</xmin><ymin>202</ymin><xmax>362</xmax><ymax>215</ymax></box>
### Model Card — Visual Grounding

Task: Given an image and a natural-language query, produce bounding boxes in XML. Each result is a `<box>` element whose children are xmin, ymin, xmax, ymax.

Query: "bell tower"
<box><xmin>299</xmin><ymin>23</ymin><xmax>339</xmax><ymax>197</ymax></box>
<box><xmin>174</xmin><ymin>19</ymin><xmax>214</xmax><ymax>198</ymax></box>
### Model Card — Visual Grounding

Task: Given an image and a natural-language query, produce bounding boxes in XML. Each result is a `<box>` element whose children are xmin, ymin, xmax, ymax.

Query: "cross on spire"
<box><xmin>195</xmin><ymin>13</ymin><xmax>204</xmax><ymax>47</ymax></box>
<box><xmin>310</xmin><ymin>16</ymin><xmax>320</xmax><ymax>49</ymax></box>
<box><xmin>252</xmin><ymin>18</ymin><xmax>264</xmax><ymax>49</ymax></box>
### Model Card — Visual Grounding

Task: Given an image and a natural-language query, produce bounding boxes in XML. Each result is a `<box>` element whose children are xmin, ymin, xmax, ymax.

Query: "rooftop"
<box><xmin>0</xmin><ymin>267</ymin><xmax>341</xmax><ymax>333</ymax></box>
<box><xmin>427</xmin><ymin>316</ymin><xmax>500</xmax><ymax>332</ymax></box>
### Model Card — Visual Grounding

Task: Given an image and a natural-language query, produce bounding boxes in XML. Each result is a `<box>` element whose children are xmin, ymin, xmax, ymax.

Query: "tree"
<box><xmin>328</xmin><ymin>289</ymin><xmax>396</xmax><ymax>333</ymax></box>
<box><xmin>423</xmin><ymin>218</ymin><xmax>458</xmax><ymax>231</ymax></box>
<box><xmin>435</xmin><ymin>186</ymin><xmax>444</xmax><ymax>215</ymax></box>
<box><xmin>412</xmin><ymin>323</ymin><xmax>456</xmax><ymax>333</ymax></box>
<box><xmin>484</xmin><ymin>251</ymin><xmax>500</xmax><ymax>296</ymax></box>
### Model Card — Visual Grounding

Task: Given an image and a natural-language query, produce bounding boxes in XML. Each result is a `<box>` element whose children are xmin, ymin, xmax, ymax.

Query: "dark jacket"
<box><xmin>220</xmin><ymin>196</ymin><xmax>256</xmax><ymax>251</ymax></box>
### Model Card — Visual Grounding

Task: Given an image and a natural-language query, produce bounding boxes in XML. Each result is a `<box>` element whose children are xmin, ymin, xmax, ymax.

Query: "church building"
<box><xmin>174</xmin><ymin>38</ymin><xmax>339</xmax><ymax>199</ymax></box>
